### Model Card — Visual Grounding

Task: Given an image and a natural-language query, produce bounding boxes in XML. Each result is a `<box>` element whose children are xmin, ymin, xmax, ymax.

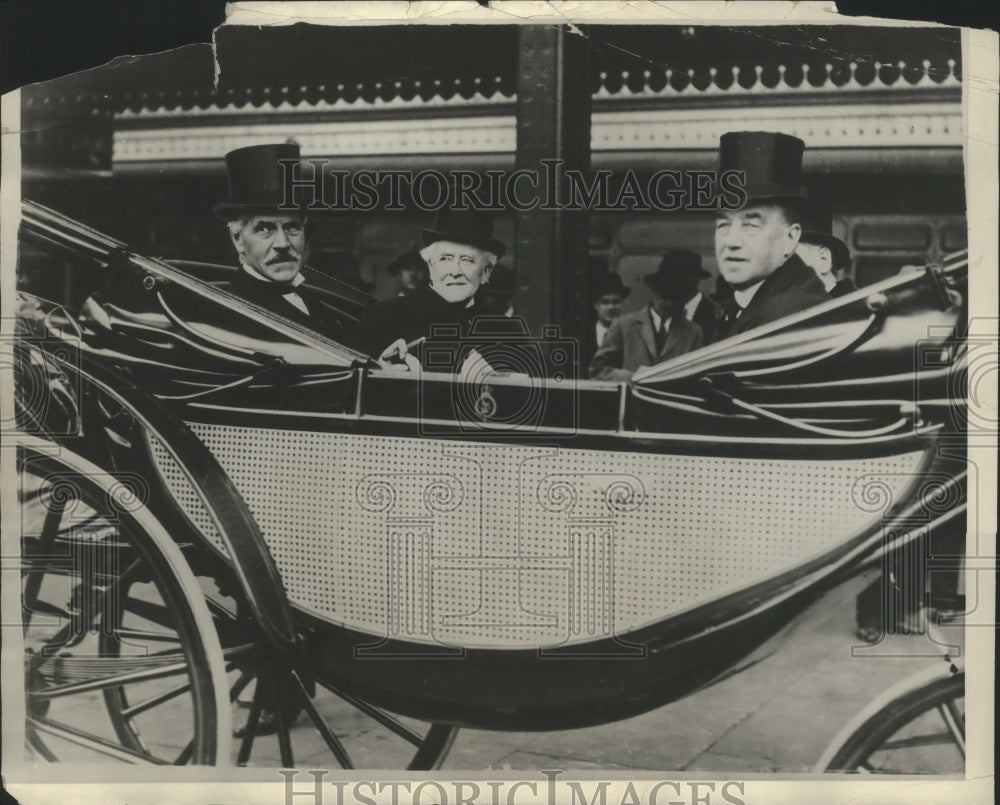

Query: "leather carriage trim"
<box><xmin>180</xmin><ymin>401</ymin><xmax>941</xmax><ymax>459</ymax></box>
<box><xmin>729</xmin><ymin>311</ymin><xmax>883</xmax><ymax>380</ymax></box>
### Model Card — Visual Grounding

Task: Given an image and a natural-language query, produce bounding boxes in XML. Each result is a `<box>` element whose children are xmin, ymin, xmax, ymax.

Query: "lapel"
<box><xmin>739</xmin><ymin>255</ymin><xmax>804</xmax><ymax>326</ymax></box>
<box><xmin>634</xmin><ymin>309</ymin><xmax>658</xmax><ymax>360</ymax></box>
<box><xmin>659</xmin><ymin>317</ymin><xmax>685</xmax><ymax>359</ymax></box>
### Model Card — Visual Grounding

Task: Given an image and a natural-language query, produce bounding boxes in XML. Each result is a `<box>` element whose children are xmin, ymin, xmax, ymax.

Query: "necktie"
<box><xmin>715</xmin><ymin>299</ymin><xmax>743</xmax><ymax>340</ymax></box>
<box><xmin>720</xmin><ymin>299</ymin><xmax>742</xmax><ymax>322</ymax></box>
<box><xmin>654</xmin><ymin>317</ymin><xmax>668</xmax><ymax>353</ymax></box>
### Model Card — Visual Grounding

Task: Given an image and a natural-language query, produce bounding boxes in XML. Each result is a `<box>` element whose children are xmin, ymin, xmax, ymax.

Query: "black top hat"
<box><xmin>799</xmin><ymin>203</ymin><xmax>852</xmax><ymax>272</ymax></box>
<box><xmin>717</xmin><ymin>131</ymin><xmax>808</xmax><ymax>204</ymax></box>
<box><xmin>213</xmin><ymin>143</ymin><xmax>304</xmax><ymax>220</ymax></box>
<box><xmin>590</xmin><ymin>271</ymin><xmax>631</xmax><ymax>302</ymax></box>
<box><xmin>422</xmin><ymin>208</ymin><xmax>506</xmax><ymax>260</ymax></box>
<box><xmin>644</xmin><ymin>249</ymin><xmax>709</xmax><ymax>296</ymax></box>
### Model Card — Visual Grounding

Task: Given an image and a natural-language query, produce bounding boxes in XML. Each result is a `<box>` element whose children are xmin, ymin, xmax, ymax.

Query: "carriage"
<box><xmin>13</xmin><ymin>200</ymin><xmax>969</xmax><ymax>771</ymax></box>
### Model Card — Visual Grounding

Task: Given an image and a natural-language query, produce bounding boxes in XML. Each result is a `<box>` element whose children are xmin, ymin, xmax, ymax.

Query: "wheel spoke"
<box><xmin>315</xmin><ymin>677</ymin><xmax>424</xmax><ymax>746</ymax></box>
<box><xmin>29</xmin><ymin>715</ymin><xmax>167</xmax><ymax>765</ymax></box>
<box><xmin>20</xmin><ymin>442</ymin><xmax>230</xmax><ymax>767</ymax></box>
<box><xmin>123</xmin><ymin>597</ymin><xmax>174</xmax><ymax>627</ymax></box>
<box><xmin>878</xmin><ymin>732</ymin><xmax>956</xmax><ymax>751</ymax></box>
<box><xmin>273</xmin><ymin>694</ymin><xmax>296</xmax><ymax>768</ymax></box>
<box><xmin>27</xmin><ymin>558</ymin><xmax>145</xmax><ymax>674</ymax></box>
<box><xmin>290</xmin><ymin>670</ymin><xmax>353</xmax><ymax>768</ymax></box>
<box><xmin>228</xmin><ymin>669</ymin><xmax>255</xmax><ymax>702</ymax></box>
<box><xmin>26</xmin><ymin>723</ymin><xmax>59</xmax><ymax>762</ymax></box>
<box><xmin>120</xmin><ymin>678</ymin><xmax>193</xmax><ymax>718</ymax></box>
<box><xmin>235</xmin><ymin>678</ymin><xmax>265</xmax><ymax>766</ymax></box>
<box><xmin>937</xmin><ymin>702</ymin><xmax>965</xmax><ymax>757</ymax></box>
<box><xmin>114</xmin><ymin>628</ymin><xmax>182</xmax><ymax>643</ymax></box>
<box><xmin>22</xmin><ymin>491</ymin><xmax>68</xmax><ymax>614</ymax></box>
<box><xmin>23</xmin><ymin>599</ymin><xmax>74</xmax><ymax>621</ymax></box>
<box><xmin>32</xmin><ymin>655</ymin><xmax>192</xmax><ymax>699</ymax></box>
<box><xmin>174</xmin><ymin>741</ymin><xmax>194</xmax><ymax>765</ymax></box>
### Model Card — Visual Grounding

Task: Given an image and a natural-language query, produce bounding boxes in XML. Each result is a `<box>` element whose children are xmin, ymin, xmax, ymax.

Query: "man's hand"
<box><xmin>377</xmin><ymin>337</ymin><xmax>423</xmax><ymax>372</ymax></box>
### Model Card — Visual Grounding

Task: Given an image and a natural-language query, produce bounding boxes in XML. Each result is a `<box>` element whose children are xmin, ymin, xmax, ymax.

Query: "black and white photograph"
<box><xmin>1</xmin><ymin>3</ymin><xmax>996</xmax><ymax>803</ymax></box>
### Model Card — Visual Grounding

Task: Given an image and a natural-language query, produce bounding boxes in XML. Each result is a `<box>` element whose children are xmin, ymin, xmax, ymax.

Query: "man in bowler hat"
<box><xmin>214</xmin><ymin>143</ymin><xmax>351</xmax><ymax>342</ymax></box>
<box><xmin>589</xmin><ymin>254</ymin><xmax>704</xmax><ymax>382</ymax></box>
<box><xmin>657</xmin><ymin>249</ymin><xmax>717</xmax><ymax>342</ymax></box>
<box><xmin>583</xmin><ymin>270</ymin><xmax>631</xmax><ymax>371</ymax></box>
<box><xmin>796</xmin><ymin>203</ymin><xmax>858</xmax><ymax>298</ymax></box>
<box><xmin>711</xmin><ymin>132</ymin><xmax>829</xmax><ymax>343</ymax></box>
<box><xmin>355</xmin><ymin>207</ymin><xmax>505</xmax><ymax>371</ymax></box>
<box><xmin>385</xmin><ymin>249</ymin><xmax>430</xmax><ymax>297</ymax></box>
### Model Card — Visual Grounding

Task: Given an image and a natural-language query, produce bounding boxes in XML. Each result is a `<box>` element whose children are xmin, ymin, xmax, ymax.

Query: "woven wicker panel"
<box><xmin>159</xmin><ymin>425</ymin><xmax>925</xmax><ymax>649</ymax></box>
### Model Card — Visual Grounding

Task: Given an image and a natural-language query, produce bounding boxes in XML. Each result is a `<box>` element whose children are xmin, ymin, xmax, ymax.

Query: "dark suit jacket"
<box><xmin>579</xmin><ymin>315</ymin><xmax>604</xmax><ymax>379</ymax></box>
<box><xmin>355</xmin><ymin>285</ymin><xmax>481</xmax><ymax>369</ymax></box>
<box><xmin>830</xmin><ymin>276</ymin><xmax>859</xmax><ymax>298</ymax></box>
<box><xmin>225</xmin><ymin>269</ymin><xmax>352</xmax><ymax>344</ymax></box>
<box><xmin>711</xmin><ymin>254</ymin><xmax>829</xmax><ymax>343</ymax></box>
<box><xmin>690</xmin><ymin>295</ymin><xmax>719</xmax><ymax>343</ymax></box>
<box><xmin>589</xmin><ymin>308</ymin><xmax>704</xmax><ymax>381</ymax></box>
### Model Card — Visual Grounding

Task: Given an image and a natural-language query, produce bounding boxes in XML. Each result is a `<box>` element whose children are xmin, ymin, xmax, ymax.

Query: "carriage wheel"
<box><xmin>206</xmin><ymin>595</ymin><xmax>457</xmax><ymax>769</ymax></box>
<box><xmin>818</xmin><ymin>667</ymin><xmax>964</xmax><ymax>773</ymax></box>
<box><xmin>20</xmin><ymin>437</ymin><xmax>231</xmax><ymax>765</ymax></box>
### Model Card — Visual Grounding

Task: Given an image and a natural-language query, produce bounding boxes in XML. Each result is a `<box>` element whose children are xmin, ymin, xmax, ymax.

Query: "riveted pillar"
<box><xmin>513</xmin><ymin>26</ymin><xmax>591</xmax><ymax>371</ymax></box>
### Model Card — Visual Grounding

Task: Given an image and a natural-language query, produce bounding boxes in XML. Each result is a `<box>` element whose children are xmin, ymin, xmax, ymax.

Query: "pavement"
<box><xmin>440</xmin><ymin>572</ymin><xmax>963</xmax><ymax>772</ymax></box>
<box><xmin>24</xmin><ymin>571</ymin><xmax>965</xmax><ymax>772</ymax></box>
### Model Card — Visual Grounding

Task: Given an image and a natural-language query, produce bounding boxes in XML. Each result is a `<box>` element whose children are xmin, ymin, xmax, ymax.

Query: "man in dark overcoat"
<box><xmin>354</xmin><ymin>208</ymin><xmax>505</xmax><ymax>372</ymax></box>
<box><xmin>797</xmin><ymin>202</ymin><xmax>858</xmax><ymax>298</ymax></box>
<box><xmin>213</xmin><ymin>143</ymin><xmax>353</xmax><ymax>343</ymax></box>
<box><xmin>711</xmin><ymin>132</ymin><xmax>829</xmax><ymax>343</ymax></box>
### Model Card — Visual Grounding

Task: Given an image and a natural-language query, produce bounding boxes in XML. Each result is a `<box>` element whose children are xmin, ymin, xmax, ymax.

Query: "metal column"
<box><xmin>513</xmin><ymin>25</ymin><xmax>592</xmax><ymax>372</ymax></box>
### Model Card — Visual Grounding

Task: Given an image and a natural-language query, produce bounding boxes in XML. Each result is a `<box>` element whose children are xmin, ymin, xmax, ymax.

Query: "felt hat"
<box><xmin>590</xmin><ymin>271</ymin><xmax>632</xmax><ymax>302</ymax></box>
<box><xmin>213</xmin><ymin>143</ymin><xmax>305</xmax><ymax>220</ymax></box>
<box><xmin>644</xmin><ymin>249</ymin><xmax>709</xmax><ymax>296</ymax></box>
<box><xmin>422</xmin><ymin>208</ymin><xmax>506</xmax><ymax>260</ymax></box>
<box><xmin>799</xmin><ymin>203</ymin><xmax>852</xmax><ymax>272</ymax></box>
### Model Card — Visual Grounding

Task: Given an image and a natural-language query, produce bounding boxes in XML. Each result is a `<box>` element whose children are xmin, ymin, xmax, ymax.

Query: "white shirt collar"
<box><xmin>240</xmin><ymin>262</ymin><xmax>305</xmax><ymax>288</ymax></box>
<box><xmin>683</xmin><ymin>292</ymin><xmax>702</xmax><ymax>321</ymax></box>
<box><xmin>596</xmin><ymin>320</ymin><xmax>609</xmax><ymax>346</ymax></box>
<box><xmin>649</xmin><ymin>305</ymin><xmax>671</xmax><ymax>332</ymax></box>
<box><xmin>733</xmin><ymin>280</ymin><xmax>766</xmax><ymax>311</ymax></box>
<box><xmin>240</xmin><ymin>263</ymin><xmax>308</xmax><ymax>314</ymax></box>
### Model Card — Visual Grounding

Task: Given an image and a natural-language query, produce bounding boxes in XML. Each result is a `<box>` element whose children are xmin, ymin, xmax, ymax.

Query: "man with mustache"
<box><xmin>711</xmin><ymin>132</ymin><xmax>829</xmax><ymax>343</ymax></box>
<box><xmin>214</xmin><ymin>143</ymin><xmax>350</xmax><ymax>342</ymax></box>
